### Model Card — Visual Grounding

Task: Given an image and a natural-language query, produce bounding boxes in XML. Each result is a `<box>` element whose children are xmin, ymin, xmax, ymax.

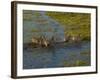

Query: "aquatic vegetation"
<box><xmin>75</xmin><ymin>60</ymin><xmax>88</xmax><ymax>66</ymax></box>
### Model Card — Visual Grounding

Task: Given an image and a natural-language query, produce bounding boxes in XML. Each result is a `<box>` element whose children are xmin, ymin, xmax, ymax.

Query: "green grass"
<box><xmin>46</xmin><ymin>12</ymin><xmax>91</xmax><ymax>41</ymax></box>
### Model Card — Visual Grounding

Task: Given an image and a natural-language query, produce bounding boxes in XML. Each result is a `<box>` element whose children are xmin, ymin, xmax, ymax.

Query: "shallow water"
<box><xmin>23</xmin><ymin>41</ymin><xmax>90</xmax><ymax>69</ymax></box>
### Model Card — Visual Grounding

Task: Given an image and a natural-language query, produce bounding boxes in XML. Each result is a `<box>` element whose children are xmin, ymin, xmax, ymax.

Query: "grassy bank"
<box><xmin>46</xmin><ymin>12</ymin><xmax>91</xmax><ymax>41</ymax></box>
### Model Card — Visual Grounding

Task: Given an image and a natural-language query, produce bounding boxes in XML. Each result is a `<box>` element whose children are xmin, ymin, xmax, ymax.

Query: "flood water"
<box><xmin>23</xmin><ymin>41</ymin><xmax>90</xmax><ymax>69</ymax></box>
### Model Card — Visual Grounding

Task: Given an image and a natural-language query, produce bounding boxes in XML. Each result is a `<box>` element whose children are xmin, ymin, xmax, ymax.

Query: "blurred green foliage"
<box><xmin>46</xmin><ymin>12</ymin><xmax>91</xmax><ymax>41</ymax></box>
